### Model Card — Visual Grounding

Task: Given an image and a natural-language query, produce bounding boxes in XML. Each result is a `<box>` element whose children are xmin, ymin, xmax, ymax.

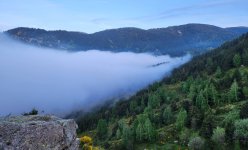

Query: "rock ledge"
<box><xmin>0</xmin><ymin>115</ymin><xmax>79</xmax><ymax>150</ymax></box>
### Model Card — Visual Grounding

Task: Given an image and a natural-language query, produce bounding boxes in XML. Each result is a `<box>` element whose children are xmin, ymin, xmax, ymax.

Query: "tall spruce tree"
<box><xmin>229</xmin><ymin>79</ymin><xmax>239</xmax><ymax>102</ymax></box>
<box><xmin>96</xmin><ymin>119</ymin><xmax>108</xmax><ymax>139</ymax></box>
<box><xmin>163</xmin><ymin>106</ymin><xmax>173</xmax><ymax>125</ymax></box>
<box><xmin>233</xmin><ymin>54</ymin><xmax>241</xmax><ymax>67</ymax></box>
<box><xmin>176</xmin><ymin>109</ymin><xmax>187</xmax><ymax>131</ymax></box>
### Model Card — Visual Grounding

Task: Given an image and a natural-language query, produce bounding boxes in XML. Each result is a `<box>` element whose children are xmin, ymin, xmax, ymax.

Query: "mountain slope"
<box><xmin>6</xmin><ymin>24</ymin><xmax>248</xmax><ymax>56</ymax></box>
<box><xmin>75</xmin><ymin>33</ymin><xmax>248</xmax><ymax>149</ymax></box>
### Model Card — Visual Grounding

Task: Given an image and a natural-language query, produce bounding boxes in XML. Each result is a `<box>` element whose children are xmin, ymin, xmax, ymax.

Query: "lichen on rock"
<box><xmin>0</xmin><ymin>115</ymin><xmax>79</xmax><ymax>150</ymax></box>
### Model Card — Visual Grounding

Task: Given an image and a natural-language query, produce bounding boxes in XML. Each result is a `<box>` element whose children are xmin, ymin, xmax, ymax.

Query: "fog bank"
<box><xmin>0</xmin><ymin>34</ymin><xmax>191</xmax><ymax>116</ymax></box>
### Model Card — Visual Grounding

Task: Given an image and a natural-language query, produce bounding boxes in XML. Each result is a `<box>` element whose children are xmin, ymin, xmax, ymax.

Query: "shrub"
<box><xmin>23</xmin><ymin>108</ymin><xmax>38</xmax><ymax>116</ymax></box>
<box><xmin>80</xmin><ymin>136</ymin><xmax>96</xmax><ymax>150</ymax></box>
<box><xmin>240</xmin><ymin>102</ymin><xmax>248</xmax><ymax>119</ymax></box>
<box><xmin>234</xmin><ymin>119</ymin><xmax>248</xmax><ymax>146</ymax></box>
<box><xmin>211</xmin><ymin>127</ymin><xmax>225</xmax><ymax>145</ymax></box>
<box><xmin>80</xmin><ymin>136</ymin><xmax>92</xmax><ymax>144</ymax></box>
<box><xmin>188</xmin><ymin>136</ymin><xmax>205</xmax><ymax>150</ymax></box>
<box><xmin>222</xmin><ymin>109</ymin><xmax>240</xmax><ymax>127</ymax></box>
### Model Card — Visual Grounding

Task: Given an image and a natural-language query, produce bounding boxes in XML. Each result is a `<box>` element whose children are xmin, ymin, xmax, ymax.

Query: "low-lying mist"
<box><xmin>0</xmin><ymin>34</ymin><xmax>191</xmax><ymax>116</ymax></box>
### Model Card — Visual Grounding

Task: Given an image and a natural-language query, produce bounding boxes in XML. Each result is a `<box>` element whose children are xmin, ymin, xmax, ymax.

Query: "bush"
<box><xmin>188</xmin><ymin>136</ymin><xmax>205</xmax><ymax>150</ymax></box>
<box><xmin>222</xmin><ymin>109</ymin><xmax>240</xmax><ymax>127</ymax></box>
<box><xmin>23</xmin><ymin>108</ymin><xmax>38</xmax><ymax>116</ymax></box>
<box><xmin>240</xmin><ymin>102</ymin><xmax>248</xmax><ymax>119</ymax></box>
<box><xmin>234</xmin><ymin>119</ymin><xmax>248</xmax><ymax>146</ymax></box>
<box><xmin>211</xmin><ymin>127</ymin><xmax>225</xmax><ymax>145</ymax></box>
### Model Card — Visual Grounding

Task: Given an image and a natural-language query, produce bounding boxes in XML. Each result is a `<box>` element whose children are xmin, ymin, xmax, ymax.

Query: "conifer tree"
<box><xmin>215</xmin><ymin>66</ymin><xmax>222</xmax><ymax>78</ymax></box>
<box><xmin>233</xmin><ymin>54</ymin><xmax>241</xmax><ymax>67</ymax></box>
<box><xmin>163</xmin><ymin>106</ymin><xmax>173</xmax><ymax>125</ymax></box>
<box><xmin>196</xmin><ymin>90</ymin><xmax>208</xmax><ymax>110</ymax></box>
<box><xmin>116</xmin><ymin>128</ymin><xmax>121</xmax><ymax>139</ymax></box>
<box><xmin>122</xmin><ymin>125</ymin><xmax>134</xmax><ymax>149</ymax></box>
<box><xmin>96</xmin><ymin>119</ymin><xmax>108</xmax><ymax>139</ymax></box>
<box><xmin>136</xmin><ymin>123</ymin><xmax>144</xmax><ymax>141</ymax></box>
<box><xmin>188</xmin><ymin>83</ymin><xmax>196</xmax><ymax>101</ymax></box>
<box><xmin>242</xmin><ymin>49</ymin><xmax>248</xmax><ymax>66</ymax></box>
<box><xmin>148</xmin><ymin>94</ymin><xmax>160</xmax><ymax>108</ymax></box>
<box><xmin>229</xmin><ymin>79</ymin><xmax>239</xmax><ymax>102</ymax></box>
<box><xmin>210</xmin><ymin>83</ymin><xmax>219</xmax><ymax>106</ymax></box>
<box><xmin>144</xmin><ymin>118</ymin><xmax>155</xmax><ymax>142</ymax></box>
<box><xmin>176</xmin><ymin>109</ymin><xmax>187</xmax><ymax>131</ymax></box>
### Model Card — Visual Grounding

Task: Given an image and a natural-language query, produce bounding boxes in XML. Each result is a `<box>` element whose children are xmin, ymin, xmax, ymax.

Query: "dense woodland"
<box><xmin>75</xmin><ymin>33</ymin><xmax>248</xmax><ymax>150</ymax></box>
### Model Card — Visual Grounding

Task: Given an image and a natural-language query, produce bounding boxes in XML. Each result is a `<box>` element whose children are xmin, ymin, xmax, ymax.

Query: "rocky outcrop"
<box><xmin>0</xmin><ymin>115</ymin><xmax>79</xmax><ymax>150</ymax></box>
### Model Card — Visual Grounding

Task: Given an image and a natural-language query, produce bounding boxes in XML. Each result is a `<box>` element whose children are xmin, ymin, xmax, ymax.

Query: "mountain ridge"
<box><xmin>6</xmin><ymin>23</ymin><xmax>248</xmax><ymax>56</ymax></box>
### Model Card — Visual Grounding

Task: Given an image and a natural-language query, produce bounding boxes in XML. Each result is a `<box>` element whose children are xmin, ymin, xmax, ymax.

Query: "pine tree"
<box><xmin>163</xmin><ymin>106</ymin><xmax>173</xmax><ymax>125</ymax></box>
<box><xmin>136</xmin><ymin>123</ymin><xmax>144</xmax><ymax>141</ymax></box>
<box><xmin>129</xmin><ymin>101</ymin><xmax>137</xmax><ymax>114</ymax></box>
<box><xmin>229</xmin><ymin>79</ymin><xmax>239</xmax><ymax>102</ymax></box>
<box><xmin>210</xmin><ymin>83</ymin><xmax>219</xmax><ymax>106</ymax></box>
<box><xmin>176</xmin><ymin>109</ymin><xmax>187</xmax><ymax>131</ymax></box>
<box><xmin>141</xmin><ymin>97</ymin><xmax>145</xmax><ymax>109</ymax></box>
<box><xmin>116</xmin><ymin>128</ymin><xmax>121</xmax><ymax>139</ymax></box>
<box><xmin>200</xmin><ymin>111</ymin><xmax>214</xmax><ymax>138</ymax></box>
<box><xmin>144</xmin><ymin>118</ymin><xmax>155</xmax><ymax>142</ymax></box>
<box><xmin>188</xmin><ymin>83</ymin><xmax>196</xmax><ymax>101</ymax></box>
<box><xmin>148</xmin><ymin>94</ymin><xmax>160</xmax><ymax>108</ymax></box>
<box><xmin>242</xmin><ymin>49</ymin><xmax>248</xmax><ymax>66</ymax></box>
<box><xmin>196</xmin><ymin>90</ymin><xmax>208</xmax><ymax>110</ymax></box>
<box><xmin>233</xmin><ymin>54</ymin><xmax>241</xmax><ymax>67</ymax></box>
<box><xmin>96</xmin><ymin>119</ymin><xmax>108</xmax><ymax>139</ymax></box>
<box><xmin>215</xmin><ymin>66</ymin><xmax>222</xmax><ymax>78</ymax></box>
<box><xmin>122</xmin><ymin>125</ymin><xmax>134</xmax><ymax>149</ymax></box>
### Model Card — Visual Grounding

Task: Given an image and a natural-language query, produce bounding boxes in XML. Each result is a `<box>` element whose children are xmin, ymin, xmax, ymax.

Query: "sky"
<box><xmin>0</xmin><ymin>0</ymin><xmax>247</xmax><ymax>33</ymax></box>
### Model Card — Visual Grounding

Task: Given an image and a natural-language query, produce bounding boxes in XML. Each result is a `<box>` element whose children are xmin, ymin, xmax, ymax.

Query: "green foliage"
<box><xmin>242</xmin><ymin>86</ymin><xmax>248</xmax><ymax>98</ymax></box>
<box><xmin>144</xmin><ymin>118</ymin><xmax>156</xmax><ymax>142</ymax></box>
<box><xmin>75</xmin><ymin>33</ymin><xmax>248</xmax><ymax>149</ymax></box>
<box><xmin>234</xmin><ymin>119</ymin><xmax>248</xmax><ymax>145</ymax></box>
<box><xmin>175</xmin><ymin>109</ymin><xmax>187</xmax><ymax>131</ymax></box>
<box><xmin>96</xmin><ymin>119</ymin><xmax>108</xmax><ymax>139</ymax></box>
<box><xmin>148</xmin><ymin>93</ymin><xmax>160</xmax><ymax>108</ymax></box>
<box><xmin>196</xmin><ymin>90</ymin><xmax>209</xmax><ymax>111</ymax></box>
<box><xmin>122</xmin><ymin>125</ymin><xmax>134</xmax><ymax>150</ymax></box>
<box><xmin>116</xmin><ymin>128</ymin><xmax>121</xmax><ymax>139</ymax></box>
<box><xmin>240</xmin><ymin>102</ymin><xmax>248</xmax><ymax>119</ymax></box>
<box><xmin>188</xmin><ymin>83</ymin><xmax>196</xmax><ymax>100</ymax></box>
<box><xmin>233</xmin><ymin>54</ymin><xmax>241</xmax><ymax>67</ymax></box>
<box><xmin>222</xmin><ymin>109</ymin><xmax>240</xmax><ymax>127</ymax></box>
<box><xmin>215</xmin><ymin>66</ymin><xmax>222</xmax><ymax>78</ymax></box>
<box><xmin>200</xmin><ymin>111</ymin><xmax>214</xmax><ymax>138</ymax></box>
<box><xmin>129</xmin><ymin>100</ymin><xmax>138</xmax><ymax>114</ymax></box>
<box><xmin>212</xmin><ymin>127</ymin><xmax>225</xmax><ymax>145</ymax></box>
<box><xmin>23</xmin><ymin>108</ymin><xmax>38</xmax><ymax>116</ymax></box>
<box><xmin>225</xmin><ymin>121</ymin><xmax>235</xmax><ymax>144</ymax></box>
<box><xmin>135</xmin><ymin>114</ymin><xmax>156</xmax><ymax>142</ymax></box>
<box><xmin>229</xmin><ymin>79</ymin><xmax>239</xmax><ymax>102</ymax></box>
<box><xmin>242</xmin><ymin>48</ymin><xmax>248</xmax><ymax>66</ymax></box>
<box><xmin>163</xmin><ymin>106</ymin><xmax>173</xmax><ymax>125</ymax></box>
<box><xmin>209</xmin><ymin>83</ymin><xmax>219</xmax><ymax>106</ymax></box>
<box><xmin>188</xmin><ymin>136</ymin><xmax>205</xmax><ymax>150</ymax></box>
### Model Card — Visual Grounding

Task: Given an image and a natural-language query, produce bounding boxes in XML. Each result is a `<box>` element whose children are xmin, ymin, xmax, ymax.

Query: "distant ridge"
<box><xmin>6</xmin><ymin>23</ymin><xmax>248</xmax><ymax>56</ymax></box>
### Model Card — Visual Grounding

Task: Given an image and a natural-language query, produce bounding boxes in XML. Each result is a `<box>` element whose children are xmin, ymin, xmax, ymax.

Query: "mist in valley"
<box><xmin>0</xmin><ymin>34</ymin><xmax>191</xmax><ymax>116</ymax></box>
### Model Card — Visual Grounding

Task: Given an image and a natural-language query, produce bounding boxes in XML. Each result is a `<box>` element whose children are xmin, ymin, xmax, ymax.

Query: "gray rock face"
<box><xmin>0</xmin><ymin>115</ymin><xmax>79</xmax><ymax>150</ymax></box>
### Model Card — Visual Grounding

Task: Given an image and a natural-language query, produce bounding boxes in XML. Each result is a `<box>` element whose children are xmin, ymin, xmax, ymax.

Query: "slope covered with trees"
<box><xmin>6</xmin><ymin>24</ymin><xmax>248</xmax><ymax>56</ymax></box>
<box><xmin>75</xmin><ymin>33</ymin><xmax>248</xmax><ymax>149</ymax></box>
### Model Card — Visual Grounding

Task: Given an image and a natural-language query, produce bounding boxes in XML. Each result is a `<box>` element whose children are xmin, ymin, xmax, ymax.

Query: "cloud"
<box><xmin>131</xmin><ymin>0</ymin><xmax>239</xmax><ymax>21</ymax></box>
<box><xmin>0</xmin><ymin>34</ymin><xmax>191</xmax><ymax>116</ymax></box>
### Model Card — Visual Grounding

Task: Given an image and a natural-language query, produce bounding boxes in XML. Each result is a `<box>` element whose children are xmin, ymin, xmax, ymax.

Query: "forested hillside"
<box><xmin>6</xmin><ymin>24</ymin><xmax>248</xmax><ymax>56</ymax></box>
<box><xmin>75</xmin><ymin>33</ymin><xmax>248</xmax><ymax>150</ymax></box>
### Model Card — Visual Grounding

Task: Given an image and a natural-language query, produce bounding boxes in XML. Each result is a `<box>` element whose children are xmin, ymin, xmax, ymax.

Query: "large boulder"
<box><xmin>0</xmin><ymin>115</ymin><xmax>79</xmax><ymax>150</ymax></box>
